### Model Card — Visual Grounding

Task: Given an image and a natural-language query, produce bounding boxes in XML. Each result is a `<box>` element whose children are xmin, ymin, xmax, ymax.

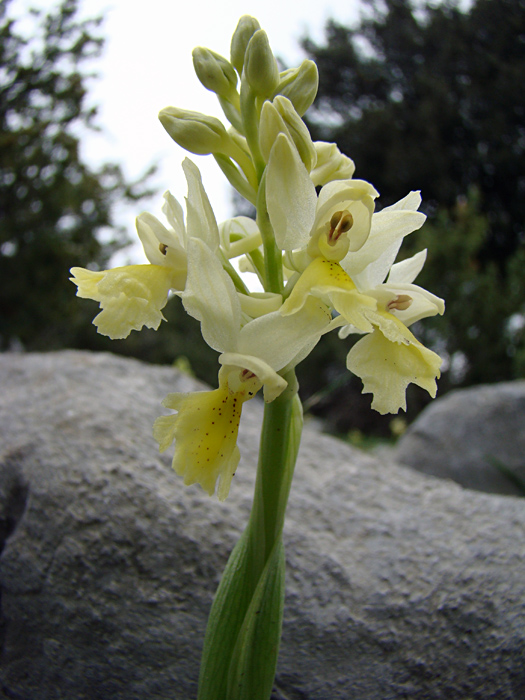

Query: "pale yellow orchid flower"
<box><xmin>70</xmin><ymin>159</ymin><xmax>217</xmax><ymax>339</ymax></box>
<box><xmin>153</xmin><ymin>366</ymin><xmax>260</xmax><ymax>501</ymax></box>
<box><xmin>280</xmin><ymin>187</ymin><xmax>443</xmax><ymax>413</ymax></box>
<box><xmin>346</xmin><ymin>310</ymin><xmax>442</xmax><ymax>414</ymax></box>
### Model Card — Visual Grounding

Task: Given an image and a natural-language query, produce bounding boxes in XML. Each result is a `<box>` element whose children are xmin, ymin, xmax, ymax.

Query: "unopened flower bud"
<box><xmin>276</xmin><ymin>60</ymin><xmax>319</xmax><ymax>116</ymax></box>
<box><xmin>310</xmin><ymin>141</ymin><xmax>356</xmax><ymax>186</ymax></box>
<box><xmin>273</xmin><ymin>96</ymin><xmax>317</xmax><ymax>171</ymax></box>
<box><xmin>159</xmin><ymin>107</ymin><xmax>231</xmax><ymax>155</ymax></box>
<box><xmin>192</xmin><ymin>47</ymin><xmax>238</xmax><ymax>101</ymax></box>
<box><xmin>260</xmin><ymin>98</ymin><xmax>317</xmax><ymax>170</ymax></box>
<box><xmin>230</xmin><ymin>15</ymin><xmax>261</xmax><ymax>75</ymax></box>
<box><xmin>244</xmin><ymin>30</ymin><xmax>279</xmax><ymax>97</ymax></box>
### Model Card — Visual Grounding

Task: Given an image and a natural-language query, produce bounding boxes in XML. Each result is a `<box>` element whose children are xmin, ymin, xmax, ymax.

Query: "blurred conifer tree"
<box><xmin>0</xmin><ymin>0</ymin><xmax>154</xmax><ymax>350</ymax></box>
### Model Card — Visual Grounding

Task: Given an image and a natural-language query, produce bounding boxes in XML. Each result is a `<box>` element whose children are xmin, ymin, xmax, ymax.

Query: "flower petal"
<box><xmin>347</xmin><ymin>312</ymin><xmax>442</xmax><ymax>414</ymax></box>
<box><xmin>219</xmin><ymin>352</ymin><xmax>287</xmax><ymax>402</ymax></box>
<box><xmin>376</xmin><ymin>282</ymin><xmax>445</xmax><ymax>325</ymax></box>
<box><xmin>387</xmin><ymin>249</ymin><xmax>427</xmax><ymax>285</ymax></box>
<box><xmin>281</xmin><ymin>257</ymin><xmax>377</xmax><ymax>332</ymax></box>
<box><xmin>313</xmin><ymin>179</ymin><xmax>379</xmax><ymax>252</ymax></box>
<box><xmin>154</xmin><ymin>385</ymin><xmax>244</xmax><ymax>500</ymax></box>
<box><xmin>343</xmin><ymin>196</ymin><xmax>426</xmax><ymax>280</ymax></box>
<box><xmin>136</xmin><ymin>212</ymin><xmax>187</xmax><ymax>288</ymax></box>
<box><xmin>219</xmin><ymin>216</ymin><xmax>260</xmax><ymax>255</ymax></box>
<box><xmin>181</xmin><ymin>237</ymin><xmax>241</xmax><ymax>352</ymax></box>
<box><xmin>239</xmin><ymin>295</ymin><xmax>332</xmax><ymax>371</ymax></box>
<box><xmin>310</xmin><ymin>141</ymin><xmax>355</xmax><ymax>187</ymax></box>
<box><xmin>70</xmin><ymin>264</ymin><xmax>173</xmax><ymax>339</ymax></box>
<box><xmin>183</xmin><ymin>158</ymin><xmax>220</xmax><ymax>252</ymax></box>
<box><xmin>266</xmin><ymin>133</ymin><xmax>317</xmax><ymax>250</ymax></box>
<box><xmin>162</xmin><ymin>190</ymin><xmax>185</xmax><ymax>243</ymax></box>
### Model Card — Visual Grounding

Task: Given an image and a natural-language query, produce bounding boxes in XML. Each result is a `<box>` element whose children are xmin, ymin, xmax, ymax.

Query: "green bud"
<box><xmin>192</xmin><ymin>47</ymin><xmax>238</xmax><ymax>101</ymax></box>
<box><xmin>230</xmin><ymin>15</ymin><xmax>261</xmax><ymax>75</ymax></box>
<box><xmin>159</xmin><ymin>107</ymin><xmax>231</xmax><ymax>155</ymax></box>
<box><xmin>244</xmin><ymin>30</ymin><xmax>279</xmax><ymax>97</ymax></box>
<box><xmin>260</xmin><ymin>96</ymin><xmax>317</xmax><ymax>171</ymax></box>
<box><xmin>276</xmin><ymin>60</ymin><xmax>319</xmax><ymax>116</ymax></box>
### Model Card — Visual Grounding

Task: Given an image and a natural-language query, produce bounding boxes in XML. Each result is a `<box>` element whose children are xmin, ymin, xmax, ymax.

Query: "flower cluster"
<box><xmin>71</xmin><ymin>16</ymin><xmax>444</xmax><ymax>500</ymax></box>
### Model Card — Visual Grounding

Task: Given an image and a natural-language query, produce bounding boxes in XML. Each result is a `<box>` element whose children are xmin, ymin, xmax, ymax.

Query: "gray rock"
<box><xmin>1</xmin><ymin>351</ymin><xmax>524</xmax><ymax>700</ymax></box>
<box><xmin>395</xmin><ymin>381</ymin><xmax>525</xmax><ymax>496</ymax></box>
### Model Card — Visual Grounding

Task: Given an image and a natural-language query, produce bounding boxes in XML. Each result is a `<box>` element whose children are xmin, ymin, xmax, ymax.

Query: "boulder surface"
<box><xmin>395</xmin><ymin>381</ymin><xmax>525</xmax><ymax>495</ymax></box>
<box><xmin>1</xmin><ymin>351</ymin><xmax>524</xmax><ymax>700</ymax></box>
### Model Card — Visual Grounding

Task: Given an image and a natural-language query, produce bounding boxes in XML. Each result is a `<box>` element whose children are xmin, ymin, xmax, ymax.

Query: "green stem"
<box><xmin>220</xmin><ymin>253</ymin><xmax>251</xmax><ymax>295</ymax></box>
<box><xmin>240</xmin><ymin>79</ymin><xmax>266</xmax><ymax>182</ymax></box>
<box><xmin>256</xmin><ymin>169</ymin><xmax>284</xmax><ymax>294</ymax></box>
<box><xmin>249</xmin><ymin>374</ymin><xmax>301</xmax><ymax>562</ymax></box>
<box><xmin>214</xmin><ymin>154</ymin><xmax>257</xmax><ymax>205</ymax></box>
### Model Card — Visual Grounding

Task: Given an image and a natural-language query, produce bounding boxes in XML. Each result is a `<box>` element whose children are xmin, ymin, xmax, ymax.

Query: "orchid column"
<box><xmin>70</xmin><ymin>15</ymin><xmax>444</xmax><ymax>700</ymax></box>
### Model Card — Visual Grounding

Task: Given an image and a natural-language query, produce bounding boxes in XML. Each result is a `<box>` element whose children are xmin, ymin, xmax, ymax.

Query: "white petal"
<box><xmin>343</xmin><ymin>208</ymin><xmax>426</xmax><ymax>277</ymax></box>
<box><xmin>316</xmin><ymin>178</ymin><xmax>378</xmax><ymax>215</ymax></box>
<box><xmin>238</xmin><ymin>297</ymin><xmax>331</xmax><ymax>371</ymax></box>
<box><xmin>380</xmin><ymin>282</ymin><xmax>445</xmax><ymax>325</ymax></box>
<box><xmin>162</xmin><ymin>191</ymin><xmax>185</xmax><ymax>243</ymax></box>
<box><xmin>238</xmin><ymin>292</ymin><xmax>282</xmax><ymax>317</ymax></box>
<box><xmin>351</xmin><ymin>238</ymin><xmax>403</xmax><ymax>289</ymax></box>
<box><xmin>313</xmin><ymin>179</ymin><xmax>379</xmax><ymax>253</ymax></box>
<box><xmin>387</xmin><ymin>249</ymin><xmax>427</xmax><ymax>285</ymax></box>
<box><xmin>266</xmin><ymin>133</ymin><xmax>317</xmax><ymax>251</ymax></box>
<box><xmin>136</xmin><ymin>212</ymin><xmax>182</xmax><ymax>266</ymax></box>
<box><xmin>310</xmin><ymin>141</ymin><xmax>355</xmax><ymax>186</ymax></box>
<box><xmin>181</xmin><ymin>237</ymin><xmax>240</xmax><ymax>352</ymax></box>
<box><xmin>382</xmin><ymin>190</ymin><xmax>422</xmax><ymax>212</ymax></box>
<box><xmin>219</xmin><ymin>216</ymin><xmax>259</xmax><ymax>253</ymax></box>
<box><xmin>183</xmin><ymin>158</ymin><xmax>220</xmax><ymax>252</ymax></box>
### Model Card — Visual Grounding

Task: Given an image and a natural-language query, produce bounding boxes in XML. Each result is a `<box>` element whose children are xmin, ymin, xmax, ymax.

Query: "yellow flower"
<box><xmin>70</xmin><ymin>264</ymin><xmax>175</xmax><ymax>339</ymax></box>
<box><xmin>277</xmin><ymin>184</ymin><xmax>444</xmax><ymax>414</ymax></box>
<box><xmin>70</xmin><ymin>158</ymin><xmax>219</xmax><ymax>340</ymax></box>
<box><xmin>154</xmin><ymin>367</ymin><xmax>262</xmax><ymax>501</ymax></box>
<box><xmin>346</xmin><ymin>310</ymin><xmax>442</xmax><ymax>414</ymax></box>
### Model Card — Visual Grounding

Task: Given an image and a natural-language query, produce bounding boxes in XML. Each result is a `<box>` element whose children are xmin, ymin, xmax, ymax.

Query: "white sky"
<box><xmin>12</xmin><ymin>0</ymin><xmax>364</xmax><ymax>261</ymax></box>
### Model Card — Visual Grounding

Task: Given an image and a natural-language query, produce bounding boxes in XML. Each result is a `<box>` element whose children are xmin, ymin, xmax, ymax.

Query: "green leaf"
<box><xmin>197</xmin><ymin>527</ymin><xmax>285</xmax><ymax>700</ymax></box>
<box><xmin>226</xmin><ymin>538</ymin><xmax>285</xmax><ymax>700</ymax></box>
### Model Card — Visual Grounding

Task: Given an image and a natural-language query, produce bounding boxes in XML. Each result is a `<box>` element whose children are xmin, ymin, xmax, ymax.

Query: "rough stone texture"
<box><xmin>1</xmin><ymin>351</ymin><xmax>524</xmax><ymax>700</ymax></box>
<box><xmin>395</xmin><ymin>381</ymin><xmax>525</xmax><ymax>496</ymax></box>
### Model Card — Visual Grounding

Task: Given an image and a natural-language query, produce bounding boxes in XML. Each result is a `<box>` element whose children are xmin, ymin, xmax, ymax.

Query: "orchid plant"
<box><xmin>71</xmin><ymin>16</ymin><xmax>444</xmax><ymax>700</ymax></box>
